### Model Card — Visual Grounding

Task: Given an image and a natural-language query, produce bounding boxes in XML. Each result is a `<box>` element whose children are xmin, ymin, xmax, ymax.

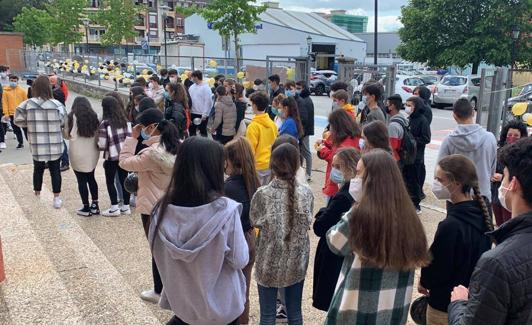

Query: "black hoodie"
<box><xmin>409</xmin><ymin>105</ymin><xmax>431</xmax><ymax>162</ymax></box>
<box><xmin>295</xmin><ymin>87</ymin><xmax>315</xmax><ymax>136</ymax></box>
<box><xmin>417</xmin><ymin>86</ymin><xmax>433</xmax><ymax>124</ymax></box>
<box><xmin>420</xmin><ymin>200</ymin><xmax>491</xmax><ymax>312</ymax></box>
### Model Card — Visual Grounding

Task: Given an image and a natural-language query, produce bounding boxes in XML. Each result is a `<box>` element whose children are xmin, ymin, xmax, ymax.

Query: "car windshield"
<box><xmin>520</xmin><ymin>84</ymin><xmax>532</xmax><ymax>95</ymax></box>
<box><xmin>405</xmin><ymin>78</ymin><xmax>424</xmax><ymax>86</ymax></box>
<box><xmin>421</xmin><ymin>76</ymin><xmax>438</xmax><ymax>84</ymax></box>
<box><xmin>441</xmin><ymin>76</ymin><xmax>467</xmax><ymax>86</ymax></box>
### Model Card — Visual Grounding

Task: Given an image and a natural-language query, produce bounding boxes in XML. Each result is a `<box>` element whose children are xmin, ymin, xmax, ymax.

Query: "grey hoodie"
<box><xmin>437</xmin><ymin>124</ymin><xmax>497</xmax><ymax>200</ymax></box>
<box><xmin>149</xmin><ymin>197</ymin><xmax>249</xmax><ymax>325</ymax></box>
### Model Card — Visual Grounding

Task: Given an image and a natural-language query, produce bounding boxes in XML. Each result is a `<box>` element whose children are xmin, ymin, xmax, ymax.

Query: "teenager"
<box><xmin>316</xmin><ymin>109</ymin><xmax>361</xmax><ymax>198</ymax></box>
<box><xmin>295</xmin><ymin>81</ymin><xmax>314</xmax><ymax>181</ymax></box>
<box><xmin>188</xmin><ymin>70</ymin><xmax>213</xmax><ymax>137</ymax></box>
<box><xmin>147</xmin><ymin>75</ymin><xmax>165</xmax><ymax>109</ymax></box>
<box><xmin>210</xmin><ymin>86</ymin><xmax>237</xmax><ymax>145</ymax></box>
<box><xmin>419</xmin><ymin>154</ymin><xmax>492</xmax><ymax>324</ymax></box>
<box><xmin>360</xmin><ymin>83</ymin><xmax>386</xmax><ymax>125</ymax></box>
<box><xmin>164</xmin><ymin>82</ymin><xmax>189</xmax><ymax>139</ymax></box>
<box><xmin>278</xmin><ymin>97</ymin><xmax>304</xmax><ymax>140</ymax></box>
<box><xmin>64</xmin><ymin>97</ymin><xmax>100</xmax><ymax>216</ymax></box>
<box><xmin>98</xmin><ymin>96</ymin><xmax>132</xmax><ymax>217</ymax></box>
<box><xmin>246</xmin><ymin>92</ymin><xmax>278</xmax><ymax>185</ymax></box>
<box><xmin>2</xmin><ymin>74</ymin><xmax>27</xmax><ymax>149</ymax></box>
<box><xmin>250</xmin><ymin>143</ymin><xmax>314</xmax><ymax>325</ymax></box>
<box><xmin>224</xmin><ymin>137</ymin><xmax>261</xmax><ymax>324</ymax></box>
<box><xmin>361</xmin><ymin>120</ymin><xmax>393</xmax><ymax>153</ymax></box>
<box><xmin>272</xmin><ymin>93</ymin><xmax>287</xmax><ymax>129</ymax></box>
<box><xmin>331</xmin><ymin>90</ymin><xmax>356</xmax><ymax>120</ymax></box>
<box><xmin>119</xmin><ymin>108</ymin><xmax>179</xmax><ymax>304</ymax></box>
<box><xmin>149</xmin><ymin>137</ymin><xmax>248</xmax><ymax>325</ymax></box>
<box><xmin>14</xmin><ymin>75</ymin><xmax>65</xmax><ymax>208</ymax></box>
<box><xmin>326</xmin><ymin>149</ymin><xmax>429</xmax><ymax>324</ymax></box>
<box><xmin>313</xmin><ymin>147</ymin><xmax>360</xmax><ymax>311</ymax></box>
<box><xmin>233</xmin><ymin>84</ymin><xmax>247</xmax><ymax>135</ymax></box>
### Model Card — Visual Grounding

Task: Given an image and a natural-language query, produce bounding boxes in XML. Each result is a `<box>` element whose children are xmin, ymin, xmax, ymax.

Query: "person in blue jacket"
<box><xmin>278</xmin><ymin>97</ymin><xmax>304</xmax><ymax>140</ymax></box>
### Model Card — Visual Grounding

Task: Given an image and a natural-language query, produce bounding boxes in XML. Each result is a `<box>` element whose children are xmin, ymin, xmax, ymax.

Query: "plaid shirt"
<box><xmin>98</xmin><ymin>120</ymin><xmax>131</xmax><ymax>161</ymax></box>
<box><xmin>14</xmin><ymin>98</ymin><xmax>65</xmax><ymax>162</ymax></box>
<box><xmin>325</xmin><ymin>211</ymin><xmax>414</xmax><ymax>325</ymax></box>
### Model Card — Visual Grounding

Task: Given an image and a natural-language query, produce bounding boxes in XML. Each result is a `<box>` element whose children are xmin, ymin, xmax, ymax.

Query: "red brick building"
<box><xmin>0</xmin><ymin>32</ymin><xmax>25</xmax><ymax>72</ymax></box>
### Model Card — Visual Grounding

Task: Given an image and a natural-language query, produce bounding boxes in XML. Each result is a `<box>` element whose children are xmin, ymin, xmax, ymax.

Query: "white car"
<box><xmin>394</xmin><ymin>75</ymin><xmax>425</xmax><ymax>102</ymax></box>
<box><xmin>433</xmin><ymin>75</ymin><xmax>481</xmax><ymax>109</ymax></box>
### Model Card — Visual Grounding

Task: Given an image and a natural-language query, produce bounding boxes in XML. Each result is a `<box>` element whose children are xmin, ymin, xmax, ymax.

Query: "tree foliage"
<box><xmin>94</xmin><ymin>0</ymin><xmax>143</xmax><ymax>47</ymax></box>
<box><xmin>13</xmin><ymin>7</ymin><xmax>52</xmax><ymax>47</ymax></box>
<box><xmin>200</xmin><ymin>0</ymin><xmax>266</xmax><ymax>67</ymax></box>
<box><xmin>398</xmin><ymin>0</ymin><xmax>531</xmax><ymax>73</ymax></box>
<box><xmin>0</xmin><ymin>0</ymin><xmax>48</xmax><ymax>31</ymax></box>
<box><xmin>46</xmin><ymin>0</ymin><xmax>88</xmax><ymax>46</ymax></box>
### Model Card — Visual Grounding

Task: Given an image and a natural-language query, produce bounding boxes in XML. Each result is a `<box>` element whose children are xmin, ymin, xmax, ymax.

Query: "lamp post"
<box><xmin>159</xmin><ymin>4</ymin><xmax>170</xmax><ymax>68</ymax></box>
<box><xmin>82</xmin><ymin>18</ymin><xmax>90</xmax><ymax>55</ymax></box>
<box><xmin>306</xmin><ymin>35</ymin><xmax>312</xmax><ymax>86</ymax></box>
<box><xmin>509</xmin><ymin>25</ymin><xmax>520</xmax><ymax>91</ymax></box>
<box><xmin>374</xmin><ymin>0</ymin><xmax>378</xmax><ymax>65</ymax></box>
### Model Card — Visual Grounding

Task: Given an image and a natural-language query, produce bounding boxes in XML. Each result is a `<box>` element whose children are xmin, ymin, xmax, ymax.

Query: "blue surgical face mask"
<box><xmin>296</xmin><ymin>89</ymin><xmax>302</xmax><ymax>95</ymax></box>
<box><xmin>272</xmin><ymin>107</ymin><xmax>279</xmax><ymax>116</ymax></box>
<box><xmin>140</xmin><ymin>128</ymin><xmax>150</xmax><ymax>140</ymax></box>
<box><xmin>164</xmin><ymin>91</ymin><xmax>170</xmax><ymax>100</ymax></box>
<box><xmin>9</xmin><ymin>81</ymin><xmax>17</xmax><ymax>88</ymax></box>
<box><xmin>330</xmin><ymin>167</ymin><xmax>345</xmax><ymax>184</ymax></box>
<box><xmin>286</xmin><ymin>90</ymin><xmax>294</xmax><ymax>97</ymax></box>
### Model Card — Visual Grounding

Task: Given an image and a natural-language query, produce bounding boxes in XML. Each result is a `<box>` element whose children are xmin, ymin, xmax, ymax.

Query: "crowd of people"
<box><xmin>1</xmin><ymin>66</ymin><xmax>531</xmax><ymax>325</ymax></box>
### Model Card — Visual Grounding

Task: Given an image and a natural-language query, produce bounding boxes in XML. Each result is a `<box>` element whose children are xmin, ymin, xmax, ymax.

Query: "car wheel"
<box><xmin>316</xmin><ymin>84</ymin><xmax>325</xmax><ymax>96</ymax></box>
<box><xmin>470</xmin><ymin>98</ymin><xmax>477</xmax><ymax>110</ymax></box>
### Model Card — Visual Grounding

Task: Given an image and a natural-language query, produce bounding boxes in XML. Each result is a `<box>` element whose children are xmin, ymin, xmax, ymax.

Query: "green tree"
<box><xmin>0</xmin><ymin>0</ymin><xmax>48</xmax><ymax>31</ymax></box>
<box><xmin>94</xmin><ymin>0</ymin><xmax>143</xmax><ymax>48</ymax></box>
<box><xmin>200</xmin><ymin>0</ymin><xmax>266</xmax><ymax>69</ymax></box>
<box><xmin>398</xmin><ymin>0</ymin><xmax>531</xmax><ymax>73</ymax></box>
<box><xmin>12</xmin><ymin>7</ymin><xmax>52</xmax><ymax>47</ymax></box>
<box><xmin>46</xmin><ymin>0</ymin><xmax>88</xmax><ymax>48</ymax></box>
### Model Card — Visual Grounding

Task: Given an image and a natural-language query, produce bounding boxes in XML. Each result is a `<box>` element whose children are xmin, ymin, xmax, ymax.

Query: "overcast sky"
<box><xmin>260</xmin><ymin>0</ymin><xmax>409</xmax><ymax>32</ymax></box>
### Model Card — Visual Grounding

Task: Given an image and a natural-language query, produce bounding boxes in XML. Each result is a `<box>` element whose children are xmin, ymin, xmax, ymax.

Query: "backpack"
<box><xmin>394</xmin><ymin>118</ymin><xmax>417</xmax><ymax>166</ymax></box>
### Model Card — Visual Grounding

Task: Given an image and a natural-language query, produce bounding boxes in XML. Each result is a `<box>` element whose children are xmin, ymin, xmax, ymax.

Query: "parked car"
<box><xmin>507</xmin><ymin>84</ymin><xmax>532</xmax><ymax>109</ymax></box>
<box><xmin>394</xmin><ymin>75</ymin><xmax>425</xmax><ymax>102</ymax></box>
<box><xmin>310</xmin><ymin>70</ymin><xmax>337</xmax><ymax>96</ymax></box>
<box><xmin>433</xmin><ymin>75</ymin><xmax>481</xmax><ymax>109</ymax></box>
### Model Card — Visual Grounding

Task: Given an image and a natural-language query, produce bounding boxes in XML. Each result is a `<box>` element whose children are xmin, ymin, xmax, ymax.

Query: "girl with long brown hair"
<box><xmin>224</xmin><ymin>136</ymin><xmax>260</xmax><ymax>324</ymax></box>
<box><xmin>250</xmin><ymin>143</ymin><xmax>314</xmax><ymax>325</ymax></box>
<box><xmin>419</xmin><ymin>154</ymin><xmax>492</xmax><ymax>324</ymax></box>
<box><xmin>164</xmin><ymin>82</ymin><xmax>190</xmax><ymax>138</ymax></box>
<box><xmin>326</xmin><ymin>149</ymin><xmax>429</xmax><ymax>325</ymax></box>
<box><xmin>278</xmin><ymin>97</ymin><xmax>304</xmax><ymax>139</ymax></box>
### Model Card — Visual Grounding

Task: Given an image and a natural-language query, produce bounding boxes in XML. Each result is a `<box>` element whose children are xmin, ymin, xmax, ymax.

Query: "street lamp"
<box><xmin>374</xmin><ymin>0</ymin><xmax>378</xmax><ymax>65</ymax></box>
<box><xmin>511</xmin><ymin>25</ymin><xmax>520</xmax><ymax>70</ymax></box>
<box><xmin>82</xmin><ymin>17</ymin><xmax>90</xmax><ymax>55</ymax></box>
<box><xmin>306</xmin><ymin>35</ymin><xmax>312</xmax><ymax>86</ymax></box>
<box><xmin>159</xmin><ymin>4</ymin><xmax>170</xmax><ymax>68</ymax></box>
<box><xmin>306</xmin><ymin>35</ymin><xmax>312</xmax><ymax>55</ymax></box>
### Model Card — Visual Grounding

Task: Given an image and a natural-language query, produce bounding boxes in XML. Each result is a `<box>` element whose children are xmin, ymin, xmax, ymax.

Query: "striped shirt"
<box><xmin>325</xmin><ymin>211</ymin><xmax>415</xmax><ymax>325</ymax></box>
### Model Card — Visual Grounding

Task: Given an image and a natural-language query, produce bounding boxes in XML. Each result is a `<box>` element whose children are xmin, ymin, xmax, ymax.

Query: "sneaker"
<box><xmin>120</xmin><ymin>205</ymin><xmax>131</xmax><ymax>215</ymax></box>
<box><xmin>60</xmin><ymin>164</ymin><xmax>70</xmax><ymax>172</ymax></box>
<box><xmin>416</xmin><ymin>208</ymin><xmax>422</xmax><ymax>215</ymax></box>
<box><xmin>16</xmin><ymin>143</ymin><xmax>24</xmax><ymax>149</ymax></box>
<box><xmin>90</xmin><ymin>202</ymin><xmax>100</xmax><ymax>215</ymax></box>
<box><xmin>140</xmin><ymin>289</ymin><xmax>160</xmax><ymax>304</ymax></box>
<box><xmin>276</xmin><ymin>304</ymin><xmax>288</xmax><ymax>323</ymax></box>
<box><xmin>53</xmin><ymin>197</ymin><xmax>63</xmax><ymax>209</ymax></box>
<box><xmin>76</xmin><ymin>206</ymin><xmax>92</xmax><ymax>217</ymax></box>
<box><xmin>0</xmin><ymin>142</ymin><xmax>6</xmax><ymax>149</ymax></box>
<box><xmin>102</xmin><ymin>206</ymin><xmax>121</xmax><ymax>217</ymax></box>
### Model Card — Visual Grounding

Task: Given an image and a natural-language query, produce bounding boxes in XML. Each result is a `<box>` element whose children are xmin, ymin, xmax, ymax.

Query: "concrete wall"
<box><xmin>0</xmin><ymin>32</ymin><xmax>25</xmax><ymax>72</ymax></box>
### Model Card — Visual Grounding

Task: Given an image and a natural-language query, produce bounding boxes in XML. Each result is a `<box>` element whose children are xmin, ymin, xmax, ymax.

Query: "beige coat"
<box><xmin>119</xmin><ymin>136</ymin><xmax>176</xmax><ymax>215</ymax></box>
<box><xmin>211</xmin><ymin>95</ymin><xmax>237</xmax><ymax>136</ymax></box>
<box><xmin>63</xmin><ymin>115</ymin><xmax>99</xmax><ymax>173</ymax></box>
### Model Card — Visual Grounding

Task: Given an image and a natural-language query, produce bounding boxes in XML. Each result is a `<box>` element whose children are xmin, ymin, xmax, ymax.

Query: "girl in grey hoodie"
<box><xmin>149</xmin><ymin>137</ymin><xmax>249</xmax><ymax>325</ymax></box>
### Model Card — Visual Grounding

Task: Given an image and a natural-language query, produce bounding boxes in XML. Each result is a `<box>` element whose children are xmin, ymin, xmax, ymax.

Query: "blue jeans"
<box><xmin>258</xmin><ymin>280</ymin><xmax>304</xmax><ymax>325</ymax></box>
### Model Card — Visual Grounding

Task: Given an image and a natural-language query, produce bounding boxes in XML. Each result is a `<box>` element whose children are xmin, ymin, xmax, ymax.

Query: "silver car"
<box><xmin>433</xmin><ymin>75</ymin><xmax>481</xmax><ymax>109</ymax></box>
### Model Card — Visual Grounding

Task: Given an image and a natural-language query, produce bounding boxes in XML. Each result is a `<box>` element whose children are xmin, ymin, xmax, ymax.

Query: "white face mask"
<box><xmin>498</xmin><ymin>184</ymin><xmax>511</xmax><ymax>212</ymax></box>
<box><xmin>359</xmin><ymin>139</ymin><xmax>366</xmax><ymax>151</ymax></box>
<box><xmin>349</xmin><ymin>177</ymin><xmax>363</xmax><ymax>202</ymax></box>
<box><xmin>405</xmin><ymin>106</ymin><xmax>413</xmax><ymax>115</ymax></box>
<box><xmin>432</xmin><ymin>179</ymin><xmax>451</xmax><ymax>201</ymax></box>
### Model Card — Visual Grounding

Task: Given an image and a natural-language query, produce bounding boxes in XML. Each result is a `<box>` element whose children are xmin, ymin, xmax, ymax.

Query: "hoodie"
<box><xmin>149</xmin><ymin>197</ymin><xmax>249</xmax><ymax>325</ymax></box>
<box><xmin>420</xmin><ymin>200</ymin><xmax>491</xmax><ymax>312</ymax></box>
<box><xmin>246</xmin><ymin>113</ymin><xmax>278</xmax><ymax>171</ymax></box>
<box><xmin>296</xmin><ymin>88</ymin><xmax>315</xmax><ymax>136</ymax></box>
<box><xmin>417</xmin><ymin>86</ymin><xmax>433</xmax><ymax>124</ymax></box>
<box><xmin>437</xmin><ymin>124</ymin><xmax>497</xmax><ymax>200</ymax></box>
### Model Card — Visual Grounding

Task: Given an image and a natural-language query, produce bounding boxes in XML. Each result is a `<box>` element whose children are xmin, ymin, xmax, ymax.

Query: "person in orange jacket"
<box><xmin>2</xmin><ymin>74</ymin><xmax>27</xmax><ymax>149</ymax></box>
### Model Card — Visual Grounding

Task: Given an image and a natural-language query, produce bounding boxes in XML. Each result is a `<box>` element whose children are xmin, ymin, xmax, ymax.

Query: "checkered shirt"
<box><xmin>98</xmin><ymin>120</ymin><xmax>132</xmax><ymax>161</ymax></box>
<box><xmin>14</xmin><ymin>98</ymin><xmax>66</xmax><ymax>162</ymax></box>
<box><xmin>325</xmin><ymin>212</ymin><xmax>414</xmax><ymax>325</ymax></box>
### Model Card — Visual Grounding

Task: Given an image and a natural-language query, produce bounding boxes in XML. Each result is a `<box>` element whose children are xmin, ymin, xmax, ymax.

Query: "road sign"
<box><xmin>141</xmin><ymin>40</ymin><xmax>148</xmax><ymax>50</ymax></box>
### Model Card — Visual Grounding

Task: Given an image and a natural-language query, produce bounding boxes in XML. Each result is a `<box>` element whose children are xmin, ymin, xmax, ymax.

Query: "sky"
<box><xmin>259</xmin><ymin>0</ymin><xmax>409</xmax><ymax>32</ymax></box>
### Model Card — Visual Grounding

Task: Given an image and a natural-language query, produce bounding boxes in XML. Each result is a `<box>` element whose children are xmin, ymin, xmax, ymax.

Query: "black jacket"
<box><xmin>418</xmin><ymin>86</ymin><xmax>433</xmax><ymax>125</ymax></box>
<box><xmin>52</xmin><ymin>86</ymin><xmax>65</xmax><ymax>106</ymax></box>
<box><xmin>409</xmin><ymin>107</ymin><xmax>431</xmax><ymax>162</ymax></box>
<box><xmin>420</xmin><ymin>200</ymin><xmax>491</xmax><ymax>312</ymax></box>
<box><xmin>448</xmin><ymin>212</ymin><xmax>532</xmax><ymax>325</ymax></box>
<box><xmin>296</xmin><ymin>88</ymin><xmax>315</xmax><ymax>136</ymax></box>
<box><xmin>312</xmin><ymin>182</ymin><xmax>354</xmax><ymax>311</ymax></box>
<box><xmin>224</xmin><ymin>175</ymin><xmax>253</xmax><ymax>233</ymax></box>
<box><xmin>235</xmin><ymin>100</ymin><xmax>246</xmax><ymax>132</ymax></box>
<box><xmin>164</xmin><ymin>99</ymin><xmax>187</xmax><ymax>138</ymax></box>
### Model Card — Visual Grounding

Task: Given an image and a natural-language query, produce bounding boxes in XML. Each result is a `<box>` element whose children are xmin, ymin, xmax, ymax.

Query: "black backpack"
<box><xmin>165</xmin><ymin>101</ymin><xmax>187</xmax><ymax>138</ymax></box>
<box><xmin>394</xmin><ymin>118</ymin><xmax>417</xmax><ymax>166</ymax></box>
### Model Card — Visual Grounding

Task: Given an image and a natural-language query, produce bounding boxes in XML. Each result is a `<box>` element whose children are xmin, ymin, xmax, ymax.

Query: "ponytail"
<box><xmin>472</xmin><ymin>185</ymin><xmax>494</xmax><ymax>234</ymax></box>
<box><xmin>285</xmin><ymin>175</ymin><xmax>297</xmax><ymax>242</ymax></box>
<box><xmin>157</xmin><ymin>120</ymin><xmax>180</xmax><ymax>155</ymax></box>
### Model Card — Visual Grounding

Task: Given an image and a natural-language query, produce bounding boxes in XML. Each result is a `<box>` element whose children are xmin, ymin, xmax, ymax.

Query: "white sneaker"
<box><xmin>0</xmin><ymin>142</ymin><xmax>6</xmax><ymax>149</ymax></box>
<box><xmin>120</xmin><ymin>205</ymin><xmax>131</xmax><ymax>215</ymax></box>
<box><xmin>140</xmin><ymin>289</ymin><xmax>160</xmax><ymax>304</ymax></box>
<box><xmin>102</xmin><ymin>206</ymin><xmax>121</xmax><ymax>217</ymax></box>
<box><xmin>53</xmin><ymin>197</ymin><xmax>63</xmax><ymax>209</ymax></box>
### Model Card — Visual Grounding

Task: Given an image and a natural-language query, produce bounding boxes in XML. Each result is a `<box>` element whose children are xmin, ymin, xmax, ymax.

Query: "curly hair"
<box><xmin>68</xmin><ymin>97</ymin><xmax>99</xmax><ymax>138</ymax></box>
<box><xmin>498</xmin><ymin>120</ymin><xmax>528</xmax><ymax>147</ymax></box>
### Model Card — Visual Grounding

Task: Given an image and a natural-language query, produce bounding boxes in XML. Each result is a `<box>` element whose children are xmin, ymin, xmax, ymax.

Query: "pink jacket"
<box><xmin>119</xmin><ymin>136</ymin><xmax>176</xmax><ymax>215</ymax></box>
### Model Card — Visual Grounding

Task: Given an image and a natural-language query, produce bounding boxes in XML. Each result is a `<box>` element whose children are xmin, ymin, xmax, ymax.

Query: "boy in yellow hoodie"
<box><xmin>246</xmin><ymin>92</ymin><xmax>278</xmax><ymax>185</ymax></box>
<box><xmin>2</xmin><ymin>74</ymin><xmax>27</xmax><ymax>149</ymax></box>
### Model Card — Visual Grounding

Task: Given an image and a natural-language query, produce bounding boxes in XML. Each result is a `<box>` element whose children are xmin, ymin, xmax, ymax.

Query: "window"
<box><xmin>91</xmin><ymin>0</ymin><xmax>99</xmax><ymax>7</ymax></box>
<box><xmin>404</xmin><ymin>78</ymin><xmax>424</xmax><ymax>86</ymax></box>
<box><xmin>149</xmin><ymin>13</ymin><xmax>157</xmax><ymax>29</ymax></box>
<box><xmin>441</xmin><ymin>76</ymin><xmax>467</xmax><ymax>86</ymax></box>
<box><xmin>470</xmin><ymin>78</ymin><xmax>481</xmax><ymax>87</ymax></box>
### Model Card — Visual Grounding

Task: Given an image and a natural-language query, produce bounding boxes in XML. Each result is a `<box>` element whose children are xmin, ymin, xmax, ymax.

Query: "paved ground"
<box><xmin>0</xmin><ymin>89</ymin><xmax>448</xmax><ymax>324</ymax></box>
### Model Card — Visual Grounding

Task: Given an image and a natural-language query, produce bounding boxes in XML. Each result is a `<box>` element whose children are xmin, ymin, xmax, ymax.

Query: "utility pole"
<box><xmin>374</xmin><ymin>0</ymin><xmax>378</xmax><ymax>65</ymax></box>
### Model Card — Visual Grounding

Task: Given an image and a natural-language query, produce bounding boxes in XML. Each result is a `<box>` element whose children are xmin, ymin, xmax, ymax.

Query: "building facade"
<box><xmin>327</xmin><ymin>10</ymin><xmax>368</xmax><ymax>33</ymax></box>
<box><xmin>353</xmin><ymin>32</ymin><xmax>403</xmax><ymax>65</ymax></box>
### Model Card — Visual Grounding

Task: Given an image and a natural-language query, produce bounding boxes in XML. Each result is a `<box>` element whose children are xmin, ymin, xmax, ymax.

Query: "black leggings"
<box><xmin>188</xmin><ymin>113</ymin><xmax>208</xmax><ymax>137</ymax></box>
<box><xmin>142</xmin><ymin>214</ymin><xmax>163</xmax><ymax>294</ymax></box>
<box><xmin>74</xmin><ymin>170</ymin><xmax>99</xmax><ymax>205</ymax></box>
<box><xmin>33</xmin><ymin>158</ymin><xmax>61</xmax><ymax>194</ymax></box>
<box><xmin>103</xmin><ymin>160</ymin><xmax>130</xmax><ymax>205</ymax></box>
